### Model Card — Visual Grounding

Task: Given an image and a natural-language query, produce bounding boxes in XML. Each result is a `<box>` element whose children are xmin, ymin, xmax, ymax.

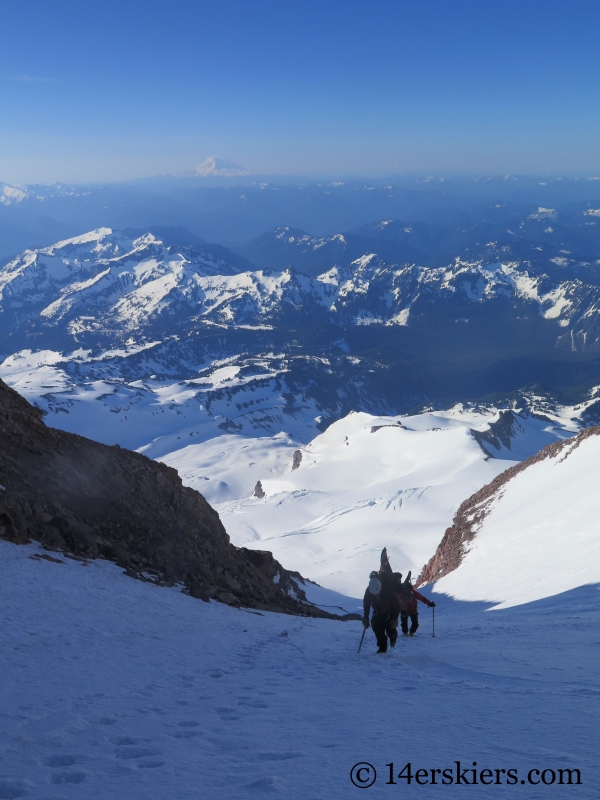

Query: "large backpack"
<box><xmin>394</xmin><ymin>571</ymin><xmax>413</xmax><ymax>609</ymax></box>
<box><xmin>368</xmin><ymin>570</ymin><xmax>395</xmax><ymax>612</ymax></box>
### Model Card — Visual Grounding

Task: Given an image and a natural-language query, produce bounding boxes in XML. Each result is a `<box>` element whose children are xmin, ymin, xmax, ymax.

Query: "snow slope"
<box><xmin>161</xmin><ymin>409</ymin><xmax>578</xmax><ymax>597</ymax></box>
<box><xmin>0</xmin><ymin>345</ymin><xmax>590</xmax><ymax>601</ymax></box>
<box><xmin>1</xmin><ymin>341</ymin><xmax>587</xmax><ymax>599</ymax></box>
<box><xmin>1</xmin><ymin>539</ymin><xmax>598</xmax><ymax>799</ymax></box>
<box><xmin>435</xmin><ymin>428</ymin><xmax>600</xmax><ymax>609</ymax></box>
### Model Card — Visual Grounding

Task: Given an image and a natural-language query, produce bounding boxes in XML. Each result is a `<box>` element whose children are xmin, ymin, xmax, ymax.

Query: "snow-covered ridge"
<box><xmin>273</xmin><ymin>225</ymin><xmax>348</xmax><ymax>250</ymax></box>
<box><xmin>0</xmin><ymin>181</ymin><xmax>87</xmax><ymax>205</ymax></box>
<box><xmin>423</xmin><ymin>425</ymin><xmax>600</xmax><ymax>608</ymax></box>
<box><xmin>0</xmin><ymin>227</ymin><xmax>244</xmax><ymax>337</ymax></box>
<box><xmin>3</xmin><ymin>227</ymin><xmax>600</xmax><ymax>349</ymax></box>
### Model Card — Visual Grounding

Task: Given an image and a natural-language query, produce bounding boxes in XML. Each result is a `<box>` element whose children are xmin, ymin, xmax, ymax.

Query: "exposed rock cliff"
<box><xmin>0</xmin><ymin>378</ymin><xmax>348</xmax><ymax>617</ymax></box>
<box><xmin>470</xmin><ymin>409</ymin><xmax>522</xmax><ymax>456</ymax></box>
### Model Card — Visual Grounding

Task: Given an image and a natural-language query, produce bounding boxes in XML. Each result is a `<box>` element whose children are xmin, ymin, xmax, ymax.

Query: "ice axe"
<box><xmin>357</xmin><ymin>625</ymin><xmax>368</xmax><ymax>654</ymax></box>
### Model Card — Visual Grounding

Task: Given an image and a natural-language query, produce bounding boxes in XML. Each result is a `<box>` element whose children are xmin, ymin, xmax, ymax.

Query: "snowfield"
<box><xmin>0</xmin><ymin>345</ymin><xmax>590</xmax><ymax>601</ymax></box>
<box><xmin>0</xmin><ymin>349</ymin><xmax>325</xmax><ymax>452</ymax></box>
<box><xmin>1</xmin><ymin>540</ymin><xmax>598</xmax><ymax>799</ymax></box>
<box><xmin>161</xmin><ymin>408</ymin><xmax>578</xmax><ymax>598</ymax></box>
<box><xmin>1</xmin><ymin>345</ymin><xmax>594</xmax><ymax>605</ymax></box>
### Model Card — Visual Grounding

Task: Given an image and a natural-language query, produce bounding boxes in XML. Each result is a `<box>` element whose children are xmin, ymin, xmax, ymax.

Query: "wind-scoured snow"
<box><xmin>1</xmin><ymin>539</ymin><xmax>598</xmax><ymax>799</ymax></box>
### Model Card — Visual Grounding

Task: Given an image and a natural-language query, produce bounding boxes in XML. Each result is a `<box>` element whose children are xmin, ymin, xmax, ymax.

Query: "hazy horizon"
<box><xmin>2</xmin><ymin>0</ymin><xmax>600</xmax><ymax>184</ymax></box>
<box><xmin>4</xmin><ymin>166</ymin><xmax>600</xmax><ymax>191</ymax></box>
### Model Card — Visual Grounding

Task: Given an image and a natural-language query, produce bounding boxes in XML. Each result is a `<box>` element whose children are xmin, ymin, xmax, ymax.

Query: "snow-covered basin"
<box><xmin>0</xmin><ymin>349</ymin><xmax>324</xmax><ymax>453</ymax></box>
<box><xmin>1</xmin><ymin>539</ymin><xmax>598</xmax><ymax>799</ymax></box>
<box><xmin>436</xmin><ymin>430</ymin><xmax>600</xmax><ymax>609</ymax></box>
<box><xmin>162</xmin><ymin>410</ymin><xmax>571</xmax><ymax>597</ymax></box>
<box><xmin>2</xmin><ymin>350</ymin><xmax>591</xmax><ymax>604</ymax></box>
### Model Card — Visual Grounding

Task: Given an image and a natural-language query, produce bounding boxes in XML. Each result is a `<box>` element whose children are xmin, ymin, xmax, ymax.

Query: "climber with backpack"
<box><xmin>393</xmin><ymin>570</ymin><xmax>436</xmax><ymax>636</ymax></box>
<box><xmin>362</xmin><ymin>548</ymin><xmax>402</xmax><ymax>653</ymax></box>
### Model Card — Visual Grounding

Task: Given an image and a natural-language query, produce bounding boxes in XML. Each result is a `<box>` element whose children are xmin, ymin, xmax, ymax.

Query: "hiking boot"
<box><xmin>409</xmin><ymin>631</ymin><xmax>415</xmax><ymax>636</ymax></box>
<box><xmin>376</xmin><ymin>648</ymin><xmax>387</xmax><ymax>654</ymax></box>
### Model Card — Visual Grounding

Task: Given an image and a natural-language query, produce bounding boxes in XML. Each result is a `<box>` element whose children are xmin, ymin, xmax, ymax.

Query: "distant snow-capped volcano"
<box><xmin>192</xmin><ymin>157</ymin><xmax>250</xmax><ymax>177</ymax></box>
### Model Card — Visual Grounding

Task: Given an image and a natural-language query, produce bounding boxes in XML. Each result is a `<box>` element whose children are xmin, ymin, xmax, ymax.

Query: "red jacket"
<box><xmin>403</xmin><ymin>586</ymin><xmax>434</xmax><ymax>615</ymax></box>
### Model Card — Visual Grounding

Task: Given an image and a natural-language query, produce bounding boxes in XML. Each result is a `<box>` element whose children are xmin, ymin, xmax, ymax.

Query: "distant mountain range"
<box><xmin>3</xmin><ymin>226</ymin><xmax>600</xmax><ymax>421</ymax></box>
<box><xmin>2</xmin><ymin>174</ymin><xmax>600</xmax><ymax>262</ymax></box>
<box><xmin>234</xmin><ymin>204</ymin><xmax>600</xmax><ymax>273</ymax></box>
<box><xmin>234</xmin><ymin>225</ymin><xmax>426</xmax><ymax>276</ymax></box>
<box><xmin>3</xmin><ymin>226</ymin><xmax>600</xmax><ymax>347</ymax></box>
<box><xmin>2</xmin><ymin>175</ymin><xmax>599</xmax><ymax>623</ymax></box>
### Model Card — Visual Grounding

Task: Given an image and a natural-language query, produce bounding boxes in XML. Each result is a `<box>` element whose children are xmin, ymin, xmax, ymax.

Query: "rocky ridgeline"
<box><xmin>416</xmin><ymin>424</ymin><xmax>600</xmax><ymax>586</ymax></box>
<box><xmin>0</xmin><ymin>378</ymin><xmax>350</xmax><ymax>618</ymax></box>
<box><xmin>5</xmin><ymin>227</ymin><xmax>600</xmax><ymax>352</ymax></box>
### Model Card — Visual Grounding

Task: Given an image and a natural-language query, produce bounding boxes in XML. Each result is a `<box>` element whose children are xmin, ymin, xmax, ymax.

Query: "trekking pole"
<box><xmin>357</xmin><ymin>626</ymin><xmax>367</xmax><ymax>654</ymax></box>
<box><xmin>432</xmin><ymin>606</ymin><xmax>435</xmax><ymax>638</ymax></box>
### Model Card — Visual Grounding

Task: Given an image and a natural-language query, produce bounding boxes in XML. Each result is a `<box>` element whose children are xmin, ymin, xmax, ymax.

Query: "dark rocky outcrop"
<box><xmin>291</xmin><ymin>450</ymin><xmax>302</xmax><ymax>470</ymax></box>
<box><xmin>371</xmin><ymin>422</ymin><xmax>405</xmax><ymax>434</ymax></box>
<box><xmin>0</xmin><ymin>378</ymin><xmax>353</xmax><ymax>618</ymax></box>
<box><xmin>252</xmin><ymin>480</ymin><xmax>266</xmax><ymax>499</ymax></box>
<box><xmin>470</xmin><ymin>409</ymin><xmax>522</xmax><ymax>456</ymax></box>
<box><xmin>417</xmin><ymin>425</ymin><xmax>600</xmax><ymax>586</ymax></box>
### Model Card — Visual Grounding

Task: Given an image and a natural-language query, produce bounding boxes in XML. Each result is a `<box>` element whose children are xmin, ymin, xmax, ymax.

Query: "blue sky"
<box><xmin>1</xmin><ymin>0</ymin><xmax>600</xmax><ymax>183</ymax></box>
